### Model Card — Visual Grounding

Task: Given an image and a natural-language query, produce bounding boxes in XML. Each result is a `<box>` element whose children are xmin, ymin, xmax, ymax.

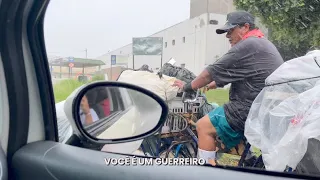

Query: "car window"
<box><xmin>82</xmin><ymin>87</ymin><xmax>135</xmax><ymax>136</ymax></box>
<box><xmin>119</xmin><ymin>88</ymin><xmax>133</xmax><ymax>109</ymax></box>
<box><xmin>109</xmin><ymin>87</ymin><xmax>124</xmax><ymax>111</ymax></box>
<box><xmin>44</xmin><ymin>0</ymin><xmax>320</xmax><ymax>178</ymax></box>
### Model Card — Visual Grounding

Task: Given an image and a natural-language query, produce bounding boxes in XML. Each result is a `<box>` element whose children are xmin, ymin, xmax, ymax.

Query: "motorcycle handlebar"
<box><xmin>182</xmin><ymin>89</ymin><xmax>200</xmax><ymax>103</ymax></box>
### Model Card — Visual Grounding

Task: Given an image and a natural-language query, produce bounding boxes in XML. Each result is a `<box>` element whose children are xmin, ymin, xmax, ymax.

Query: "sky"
<box><xmin>44</xmin><ymin>0</ymin><xmax>190</xmax><ymax>59</ymax></box>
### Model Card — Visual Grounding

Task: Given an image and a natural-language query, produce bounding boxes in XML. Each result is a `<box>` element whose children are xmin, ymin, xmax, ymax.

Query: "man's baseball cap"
<box><xmin>216</xmin><ymin>11</ymin><xmax>255</xmax><ymax>34</ymax></box>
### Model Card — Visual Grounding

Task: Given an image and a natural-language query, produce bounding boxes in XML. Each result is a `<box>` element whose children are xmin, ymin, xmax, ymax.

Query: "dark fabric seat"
<box><xmin>92</xmin><ymin>104</ymin><xmax>105</xmax><ymax>119</ymax></box>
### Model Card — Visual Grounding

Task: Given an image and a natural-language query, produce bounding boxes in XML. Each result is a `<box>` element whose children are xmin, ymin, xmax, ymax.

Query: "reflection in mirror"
<box><xmin>78</xmin><ymin>86</ymin><xmax>162</xmax><ymax>140</ymax></box>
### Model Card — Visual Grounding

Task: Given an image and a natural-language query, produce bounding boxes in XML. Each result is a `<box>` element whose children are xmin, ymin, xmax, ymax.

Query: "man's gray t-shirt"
<box><xmin>206</xmin><ymin>37</ymin><xmax>284</xmax><ymax>132</ymax></box>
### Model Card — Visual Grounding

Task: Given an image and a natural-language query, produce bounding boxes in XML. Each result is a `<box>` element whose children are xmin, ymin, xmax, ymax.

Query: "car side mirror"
<box><xmin>63</xmin><ymin>81</ymin><xmax>168</xmax><ymax>144</ymax></box>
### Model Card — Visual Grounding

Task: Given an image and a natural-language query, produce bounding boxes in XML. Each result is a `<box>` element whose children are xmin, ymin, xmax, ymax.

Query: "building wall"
<box><xmin>190</xmin><ymin>0</ymin><xmax>268</xmax><ymax>39</ymax></box>
<box><xmin>206</xmin><ymin>14</ymin><xmax>231</xmax><ymax>65</ymax></box>
<box><xmin>153</xmin><ymin>13</ymin><xmax>210</xmax><ymax>75</ymax></box>
<box><xmin>95</xmin><ymin>0</ymin><xmax>269</xmax><ymax>76</ymax></box>
<box><xmin>51</xmin><ymin>66</ymin><xmax>97</xmax><ymax>73</ymax></box>
<box><xmin>96</xmin><ymin>13</ymin><xmax>230</xmax><ymax>76</ymax></box>
<box><xmin>190</xmin><ymin>0</ymin><xmax>235</xmax><ymax>18</ymax></box>
<box><xmin>99</xmin><ymin>66</ymin><xmax>127</xmax><ymax>81</ymax></box>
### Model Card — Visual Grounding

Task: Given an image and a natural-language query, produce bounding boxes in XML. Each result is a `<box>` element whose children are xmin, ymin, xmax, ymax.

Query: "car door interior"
<box><xmin>12</xmin><ymin>141</ymin><xmax>303</xmax><ymax>180</ymax></box>
<box><xmin>0</xmin><ymin>145</ymin><xmax>8</xmax><ymax>180</ymax></box>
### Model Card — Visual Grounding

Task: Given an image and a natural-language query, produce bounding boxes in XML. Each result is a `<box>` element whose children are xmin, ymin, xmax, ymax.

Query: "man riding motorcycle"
<box><xmin>173</xmin><ymin>11</ymin><xmax>284</xmax><ymax>165</ymax></box>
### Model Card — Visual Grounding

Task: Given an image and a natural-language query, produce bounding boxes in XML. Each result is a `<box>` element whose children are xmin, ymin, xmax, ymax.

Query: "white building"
<box><xmin>96</xmin><ymin>0</ymin><xmax>268</xmax><ymax>76</ymax></box>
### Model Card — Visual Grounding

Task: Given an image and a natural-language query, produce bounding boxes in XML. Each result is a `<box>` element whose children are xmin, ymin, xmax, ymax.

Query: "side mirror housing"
<box><xmin>63</xmin><ymin>81</ymin><xmax>169</xmax><ymax>145</ymax></box>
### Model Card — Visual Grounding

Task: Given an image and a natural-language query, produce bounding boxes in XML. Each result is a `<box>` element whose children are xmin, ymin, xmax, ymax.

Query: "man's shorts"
<box><xmin>208</xmin><ymin>106</ymin><xmax>243</xmax><ymax>150</ymax></box>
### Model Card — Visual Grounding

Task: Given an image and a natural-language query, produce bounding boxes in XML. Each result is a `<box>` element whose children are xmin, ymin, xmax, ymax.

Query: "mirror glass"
<box><xmin>78</xmin><ymin>86</ymin><xmax>163</xmax><ymax>140</ymax></box>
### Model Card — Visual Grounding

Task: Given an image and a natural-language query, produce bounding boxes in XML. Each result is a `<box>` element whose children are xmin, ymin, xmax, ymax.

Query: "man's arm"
<box><xmin>84</xmin><ymin>113</ymin><xmax>94</xmax><ymax>125</ymax></box>
<box><xmin>189</xmin><ymin>70</ymin><xmax>213</xmax><ymax>90</ymax></box>
<box><xmin>183</xmin><ymin>47</ymin><xmax>245</xmax><ymax>92</ymax></box>
<box><xmin>84</xmin><ymin>109</ymin><xmax>99</xmax><ymax>125</ymax></box>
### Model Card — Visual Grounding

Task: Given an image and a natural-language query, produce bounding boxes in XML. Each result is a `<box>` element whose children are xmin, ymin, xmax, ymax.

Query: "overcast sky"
<box><xmin>44</xmin><ymin>0</ymin><xmax>190</xmax><ymax>59</ymax></box>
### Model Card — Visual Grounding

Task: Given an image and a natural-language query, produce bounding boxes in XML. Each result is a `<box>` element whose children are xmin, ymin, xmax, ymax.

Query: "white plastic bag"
<box><xmin>55</xmin><ymin>100</ymin><xmax>73</xmax><ymax>143</ymax></box>
<box><xmin>245</xmin><ymin>50</ymin><xmax>320</xmax><ymax>172</ymax></box>
<box><xmin>117</xmin><ymin>70</ymin><xmax>179</xmax><ymax>101</ymax></box>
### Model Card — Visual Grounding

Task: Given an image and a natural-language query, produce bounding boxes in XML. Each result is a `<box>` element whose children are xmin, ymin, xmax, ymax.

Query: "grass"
<box><xmin>91</xmin><ymin>74</ymin><xmax>105</xmax><ymax>82</ymax></box>
<box><xmin>204</xmin><ymin>88</ymin><xmax>230</xmax><ymax>106</ymax></box>
<box><xmin>53</xmin><ymin>80</ymin><xmax>86</xmax><ymax>103</ymax></box>
<box><xmin>217</xmin><ymin>153</ymin><xmax>241</xmax><ymax>166</ymax></box>
<box><xmin>53</xmin><ymin>75</ymin><xmax>105</xmax><ymax>103</ymax></box>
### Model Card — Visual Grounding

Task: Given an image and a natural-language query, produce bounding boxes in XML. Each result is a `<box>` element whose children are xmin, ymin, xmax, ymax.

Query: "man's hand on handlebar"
<box><xmin>203</xmin><ymin>81</ymin><xmax>217</xmax><ymax>93</ymax></box>
<box><xmin>206</xmin><ymin>81</ymin><xmax>217</xmax><ymax>90</ymax></box>
<box><xmin>173</xmin><ymin>79</ymin><xmax>195</xmax><ymax>93</ymax></box>
<box><xmin>172</xmin><ymin>79</ymin><xmax>186</xmax><ymax>89</ymax></box>
<box><xmin>173</xmin><ymin>79</ymin><xmax>217</xmax><ymax>94</ymax></box>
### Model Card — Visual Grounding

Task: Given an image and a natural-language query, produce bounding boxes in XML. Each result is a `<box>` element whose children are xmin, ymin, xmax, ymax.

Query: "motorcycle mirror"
<box><xmin>63</xmin><ymin>81</ymin><xmax>168</xmax><ymax>144</ymax></box>
<box><xmin>167</xmin><ymin>58</ymin><xmax>176</xmax><ymax>65</ymax></box>
<box><xmin>182</xmin><ymin>89</ymin><xmax>200</xmax><ymax>103</ymax></box>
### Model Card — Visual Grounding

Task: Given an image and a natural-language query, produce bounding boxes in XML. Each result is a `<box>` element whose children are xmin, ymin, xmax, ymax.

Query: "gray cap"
<box><xmin>216</xmin><ymin>11</ymin><xmax>255</xmax><ymax>34</ymax></box>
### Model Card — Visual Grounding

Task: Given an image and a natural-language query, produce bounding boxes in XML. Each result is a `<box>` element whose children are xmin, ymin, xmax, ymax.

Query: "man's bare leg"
<box><xmin>196</xmin><ymin>115</ymin><xmax>218</xmax><ymax>165</ymax></box>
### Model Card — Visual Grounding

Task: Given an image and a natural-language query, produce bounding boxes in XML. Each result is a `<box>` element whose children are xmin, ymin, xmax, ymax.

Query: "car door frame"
<box><xmin>0</xmin><ymin>0</ymin><xmax>57</xmax><ymax>178</ymax></box>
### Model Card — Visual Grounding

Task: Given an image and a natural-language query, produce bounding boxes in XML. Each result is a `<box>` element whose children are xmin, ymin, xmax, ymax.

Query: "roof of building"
<box><xmin>49</xmin><ymin>57</ymin><xmax>105</xmax><ymax>68</ymax></box>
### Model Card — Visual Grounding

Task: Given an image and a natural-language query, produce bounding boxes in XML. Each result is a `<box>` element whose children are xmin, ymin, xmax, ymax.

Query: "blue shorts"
<box><xmin>208</xmin><ymin>106</ymin><xmax>243</xmax><ymax>150</ymax></box>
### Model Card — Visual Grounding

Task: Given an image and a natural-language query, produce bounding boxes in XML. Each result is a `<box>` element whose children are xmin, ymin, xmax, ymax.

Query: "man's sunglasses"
<box><xmin>226</xmin><ymin>26</ymin><xmax>238</xmax><ymax>35</ymax></box>
<box><xmin>226</xmin><ymin>23</ymin><xmax>248</xmax><ymax>34</ymax></box>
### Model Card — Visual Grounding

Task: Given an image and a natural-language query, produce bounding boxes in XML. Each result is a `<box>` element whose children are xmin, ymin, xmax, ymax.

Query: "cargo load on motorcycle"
<box><xmin>245</xmin><ymin>50</ymin><xmax>320</xmax><ymax>173</ymax></box>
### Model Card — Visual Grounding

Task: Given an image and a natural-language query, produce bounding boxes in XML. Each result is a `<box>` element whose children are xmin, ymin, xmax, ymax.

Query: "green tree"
<box><xmin>234</xmin><ymin>0</ymin><xmax>320</xmax><ymax>61</ymax></box>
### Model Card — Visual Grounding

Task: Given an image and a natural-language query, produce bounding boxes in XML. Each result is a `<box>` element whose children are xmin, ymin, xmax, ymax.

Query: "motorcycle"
<box><xmin>55</xmin><ymin>50</ymin><xmax>320</xmax><ymax>174</ymax></box>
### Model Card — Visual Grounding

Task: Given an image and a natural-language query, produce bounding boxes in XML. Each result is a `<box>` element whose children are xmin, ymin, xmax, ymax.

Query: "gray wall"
<box><xmin>95</xmin><ymin>0</ymin><xmax>268</xmax><ymax>76</ymax></box>
<box><xmin>190</xmin><ymin>0</ymin><xmax>235</xmax><ymax>18</ymax></box>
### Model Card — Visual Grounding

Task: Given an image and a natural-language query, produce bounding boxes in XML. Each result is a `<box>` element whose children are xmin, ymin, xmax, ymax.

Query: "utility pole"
<box><xmin>83</xmin><ymin>48</ymin><xmax>87</xmax><ymax>77</ymax></box>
